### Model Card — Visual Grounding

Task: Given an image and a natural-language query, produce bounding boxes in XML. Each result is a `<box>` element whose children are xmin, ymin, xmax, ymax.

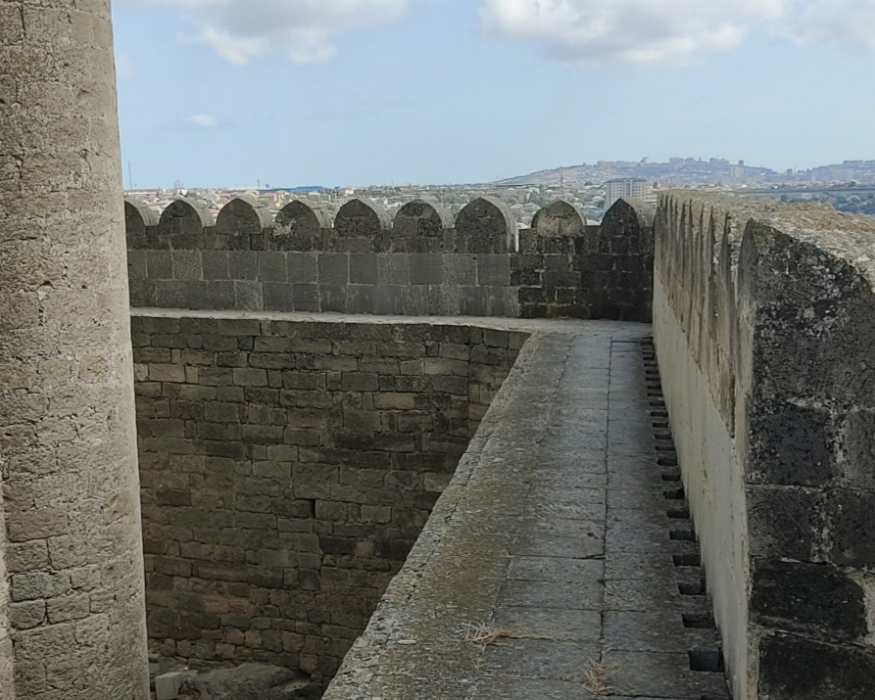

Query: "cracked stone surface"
<box><xmin>322</xmin><ymin>319</ymin><xmax>730</xmax><ymax>700</ymax></box>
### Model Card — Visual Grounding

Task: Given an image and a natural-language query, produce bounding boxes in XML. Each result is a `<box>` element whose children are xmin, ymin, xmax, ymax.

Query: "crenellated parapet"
<box><xmin>125</xmin><ymin>196</ymin><xmax>653</xmax><ymax>321</ymax></box>
<box><xmin>654</xmin><ymin>191</ymin><xmax>875</xmax><ymax>700</ymax></box>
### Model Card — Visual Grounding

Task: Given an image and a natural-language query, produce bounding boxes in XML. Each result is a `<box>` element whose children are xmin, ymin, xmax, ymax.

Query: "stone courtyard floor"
<box><xmin>319</xmin><ymin>317</ymin><xmax>731</xmax><ymax>700</ymax></box>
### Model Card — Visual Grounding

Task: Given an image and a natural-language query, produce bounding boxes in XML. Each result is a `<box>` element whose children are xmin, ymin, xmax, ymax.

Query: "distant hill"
<box><xmin>495</xmin><ymin>166</ymin><xmax>590</xmax><ymax>187</ymax></box>
<box><xmin>498</xmin><ymin>157</ymin><xmax>875</xmax><ymax>189</ymax></box>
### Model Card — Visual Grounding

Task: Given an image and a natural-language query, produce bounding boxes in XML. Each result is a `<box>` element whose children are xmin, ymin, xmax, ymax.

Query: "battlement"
<box><xmin>125</xmin><ymin>195</ymin><xmax>654</xmax><ymax>322</ymax></box>
<box><xmin>654</xmin><ymin>192</ymin><xmax>875</xmax><ymax>699</ymax></box>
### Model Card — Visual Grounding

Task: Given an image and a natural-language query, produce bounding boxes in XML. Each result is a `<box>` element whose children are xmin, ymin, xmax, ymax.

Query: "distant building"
<box><xmin>604</xmin><ymin>178</ymin><xmax>647</xmax><ymax>209</ymax></box>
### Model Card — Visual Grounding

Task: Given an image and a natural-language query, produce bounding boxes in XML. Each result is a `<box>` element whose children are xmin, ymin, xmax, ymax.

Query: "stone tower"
<box><xmin>0</xmin><ymin>1</ymin><xmax>149</xmax><ymax>698</ymax></box>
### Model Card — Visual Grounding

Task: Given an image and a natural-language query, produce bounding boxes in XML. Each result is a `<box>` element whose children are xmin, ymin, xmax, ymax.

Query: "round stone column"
<box><xmin>0</xmin><ymin>2</ymin><xmax>149</xmax><ymax>697</ymax></box>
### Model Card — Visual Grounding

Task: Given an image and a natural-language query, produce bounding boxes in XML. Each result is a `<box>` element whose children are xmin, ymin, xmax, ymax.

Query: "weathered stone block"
<box><xmin>263</xmin><ymin>283</ymin><xmax>294</xmax><ymax>312</ymax></box>
<box><xmin>233</xmin><ymin>368</ymin><xmax>268</xmax><ymax>387</ymax></box>
<box><xmin>758</xmin><ymin>633</ymin><xmax>875</xmax><ymax>699</ymax></box>
<box><xmin>443</xmin><ymin>254</ymin><xmax>477</xmax><ymax>286</ymax></box>
<box><xmin>147</xmin><ymin>250</ymin><xmax>173</xmax><ymax>279</ymax></box>
<box><xmin>288</xmin><ymin>253</ymin><xmax>318</xmax><ymax>284</ymax></box>
<box><xmin>749</xmin><ymin>403</ymin><xmax>834</xmax><ymax>487</ymax></box>
<box><xmin>7</xmin><ymin>509</ymin><xmax>68</xmax><ymax>543</ymax></box>
<box><xmin>11</xmin><ymin>571</ymin><xmax>71</xmax><ymax>602</ymax></box>
<box><xmin>229</xmin><ymin>251</ymin><xmax>259</xmax><ymax>280</ymax></box>
<box><xmin>751</xmin><ymin>559</ymin><xmax>866</xmax><ymax>642</ymax></box>
<box><xmin>234</xmin><ymin>281</ymin><xmax>264</xmax><ymax>311</ymax></box>
<box><xmin>173</xmin><ymin>251</ymin><xmax>202</xmax><ymax>281</ymax></box>
<box><xmin>830</xmin><ymin>490</ymin><xmax>875</xmax><ymax>568</ymax></box>
<box><xmin>293</xmin><ymin>284</ymin><xmax>320</xmax><ymax>312</ymax></box>
<box><xmin>46</xmin><ymin>592</ymin><xmax>91</xmax><ymax>624</ymax></box>
<box><xmin>320</xmin><ymin>285</ymin><xmax>348</xmax><ymax>313</ymax></box>
<box><xmin>6</xmin><ymin>541</ymin><xmax>49</xmax><ymax>573</ymax></box>
<box><xmin>409</xmin><ymin>254</ymin><xmax>443</xmax><ymax>286</ymax></box>
<box><xmin>478</xmin><ymin>255</ymin><xmax>511</xmax><ymax>287</ymax></box>
<box><xmin>201</xmin><ymin>250</ymin><xmax>230</xmax><ymax>280</ymax></box>
<box><xmin>746</xmin><ymin>485</ymin><xmax>818</xmax><ymax>560</ymax></box>
<box><xmin>155</xmin><ymin>671</ymin><xmax>185</xmax><ymax>700</ymax></box>
<box><xmin>258</xmin><ymin>251</ymin><xmax>288</xmax><ymax>284</ymax></box>
<box><xmin>9</xmin><ymin>601</ymin><xmax>46</xmax><ymax>630</ymax></box>
<box><xmin>318</xmin><ymin>254</ymin><xmax>350</xmax><ymax>285</ymax></box>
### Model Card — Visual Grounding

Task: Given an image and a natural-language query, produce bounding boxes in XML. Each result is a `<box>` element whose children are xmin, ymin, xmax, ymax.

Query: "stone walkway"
<box><xmin>320</xmin><ymin>320</ymin><xmax>731</xmax><ymax>700</ymax></box>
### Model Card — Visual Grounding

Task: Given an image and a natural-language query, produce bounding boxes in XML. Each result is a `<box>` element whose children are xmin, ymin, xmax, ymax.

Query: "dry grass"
<box><xmin>580</xmin><ymin>660</ymin><xmax>618</xmax><ymax>695</ymax></box>
<box><xmin>465</xmin><ymin>622</ymin><xmax>517</xmax><ymax>647</ymax></box>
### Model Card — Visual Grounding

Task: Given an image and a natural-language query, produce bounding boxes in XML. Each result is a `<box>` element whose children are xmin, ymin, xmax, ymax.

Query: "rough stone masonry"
<box><xmin>132</xmin><ymin>313</ymin><xmax>524</xmax><ymax>685</ymax></box>
<box><xmin>0</xmin><ymin>2</ymin><xmax>150</xmax><ymax>698</ymax></box>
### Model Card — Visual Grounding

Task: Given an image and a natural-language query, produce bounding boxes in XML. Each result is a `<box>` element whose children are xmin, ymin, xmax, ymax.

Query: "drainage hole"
<box><xmin>652</xmin><ymin>421</ymin><xmax>669</xmax><ymax>429</ymax></box>
<box><xmin>658</xmin><ymin>456</ymin><xmax>678</xmax><ymax>467</ymax></box>
<box><xmin>673</xmin><ymin>553</ymin><xmax>701</xmax><ymax>567</ymax></box>
<box><xmin>683</xmin><ymin>613</ymin><xmax>716</xmax><ymax>629</ymax></box>
<box><xmin>689</xmin><ymin>649</ymin><xmax>725</xmax><ymax>673</ymax></box>
<box><xmin>662</xmin><ymin>473</ymin><xmax>682</xmax><ymax>482</ymax></box>
<box><xmin>670</xmin><ymin>529</ymin><xmax>697</xmax><ymax>541</ymax></box>
<box><xmin>654</xmin><ymin>431</ymin><xmax>673</xmax><ymax>440</ymax></box>
<box><xmin>664</xmin><ymin>488</ymin><xmax>686</xmax><ymax>500</ymax></box>
<box><xmin>651</xmin><ymin>411</ymin><xmax>669</xmax><ymax>419</ymax></box>
<box><xmin>667</xmin><ymin>507</ymin><xmax>691</xmax><ymax>519</ymax></box>
<box><xmin>679</xmin><ymin>581</ymin><xmax>706</xmax><ymax>596</ymax></box>
<box><xmin>655</xmin><ymin>445</ymin><xmax>676</xmax><ymax>453</ymax></box>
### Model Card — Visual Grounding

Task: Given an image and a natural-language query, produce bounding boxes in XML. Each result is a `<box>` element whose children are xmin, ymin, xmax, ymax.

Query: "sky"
<box><xmin>112</xmin><ymin>0</ymin><xmax>875</xmax><ymax>188</ymax></box>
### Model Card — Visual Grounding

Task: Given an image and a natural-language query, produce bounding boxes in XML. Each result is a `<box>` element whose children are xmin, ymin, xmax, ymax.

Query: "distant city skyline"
<box><xmin>112</xmin><ymin>0</ymin><xmax>875</xmax><ymax>188</ymax></box>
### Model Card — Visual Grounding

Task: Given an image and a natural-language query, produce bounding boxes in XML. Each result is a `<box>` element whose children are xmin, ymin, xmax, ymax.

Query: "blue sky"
<box><xmin>112</xmin><ymin>0</ymin><xmax>875</xmax><ymax>188</ymax></box>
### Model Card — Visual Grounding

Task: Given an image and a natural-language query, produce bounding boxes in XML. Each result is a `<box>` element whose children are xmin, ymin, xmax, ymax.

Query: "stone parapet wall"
<box><xmin>131</xmin><ymin>312</ymin><xmax>525</xmax><ymax>685</ymax></box>
<box><xmin>654</xmin><ymin>191</ymin><xmax>875</xmax><ymax>700</ymax></box>
<box><xmin>126</xmin><ymin>196</ymin><xmax>653</xmax><ymax>322</ymax></box>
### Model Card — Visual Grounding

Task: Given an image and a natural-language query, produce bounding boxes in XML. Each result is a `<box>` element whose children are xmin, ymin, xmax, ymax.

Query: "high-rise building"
<box><xmin>604</xmin><ymin>178</ymin><xmax>647</xmax><ymax>209</ymax></box>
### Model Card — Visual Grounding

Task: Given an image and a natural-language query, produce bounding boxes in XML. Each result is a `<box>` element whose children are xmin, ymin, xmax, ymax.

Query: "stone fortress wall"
<box><xmin>8</xmin><ymin>4</ymin><xmax>875</xmax><ymax>699</ymax></box>
<box><xmin>654</xmin><ymin>192</ymin><xmax>875</xmax><ymax>699</ymax></box>
<box><xmin>132</xmin><ymin>313</ymin><xmax>524</xmax><ymax>683</ymax></box>
<box><xmin>124</xmin><ymin>194</ymin><xmax>654</xmax><ymax>323</ymax></box>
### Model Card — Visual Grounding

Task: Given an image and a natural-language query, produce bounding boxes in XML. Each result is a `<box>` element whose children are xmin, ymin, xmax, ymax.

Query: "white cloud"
<box><xmin>123</xmin><ymin>0</ymin><xmax>409</xmax><ymax>65</ymax></box>
<box><xmin>187</xmin><ymin>114</ymin><xmax>216</xmax><ymax>128</ymax></box>
<box><xmin>480</xmin><ymin>0</ymin><xmax>787</xmax><ymax>65</ymax></box>
<box><xmin>191</xmin><ymin>26</ymin><xmax>269</xmax><ymax>65</ymax></box>
<box><xmin>784</xmin><ymin>0</ymin><xmax>875</xmax><ymax>50</ymax></box>
<box><xmin>479</xmin><ymin>0</ymin><xmax>875</xmax><ymax>65</ymax></box>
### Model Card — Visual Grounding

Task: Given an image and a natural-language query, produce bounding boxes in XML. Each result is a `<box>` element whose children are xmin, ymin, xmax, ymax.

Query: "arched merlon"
<box><xmin>157</xmin><ymin>197</ymin><xmax>215</xmax><ymax>248</ymax></box>
<box><xmin>125</xmin><ymin>198</ymin><xmax>159</xmax><ymax>249</ymax></box>
<box><xmin>653</xmin><ymin>190</ymin><xmax>875</xmax><ymax>700</ymax></box>
<box><xmin>271</xmin><ymin>199</ymin><xmax>332</xmax><ymax>251</ymax></box>
<box><xmin>335</xmin><ymin>198</ymin><xmax>392</xmax><ymax>251</ymax></box>
<box><xmin>215</xmin><ymin>195</ymin><xmax>273</xmax><ymax>247</ymax></box>
<box><xmin>531</xmin><ymin>199</ymin><xmax>588</xmax><ymax>237</ymax></box>
<box><xmin>276</xmin><ymin>199</ymin><xmax>332</xmax><ymax>233</ymax></box>
<box><xmin>597</xmin><ymin>196</ymin><xmax>654</xmax><ymax>253</ymax></box>
<box><xmin>454</xmin><ymin>196</ymin><xmax>518</xmax><ymax>253</ymax></box>
<box><xmin>392</xmin><ymin>200</ymin><xmax>451</xmax><ymax>252</ymax></box>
